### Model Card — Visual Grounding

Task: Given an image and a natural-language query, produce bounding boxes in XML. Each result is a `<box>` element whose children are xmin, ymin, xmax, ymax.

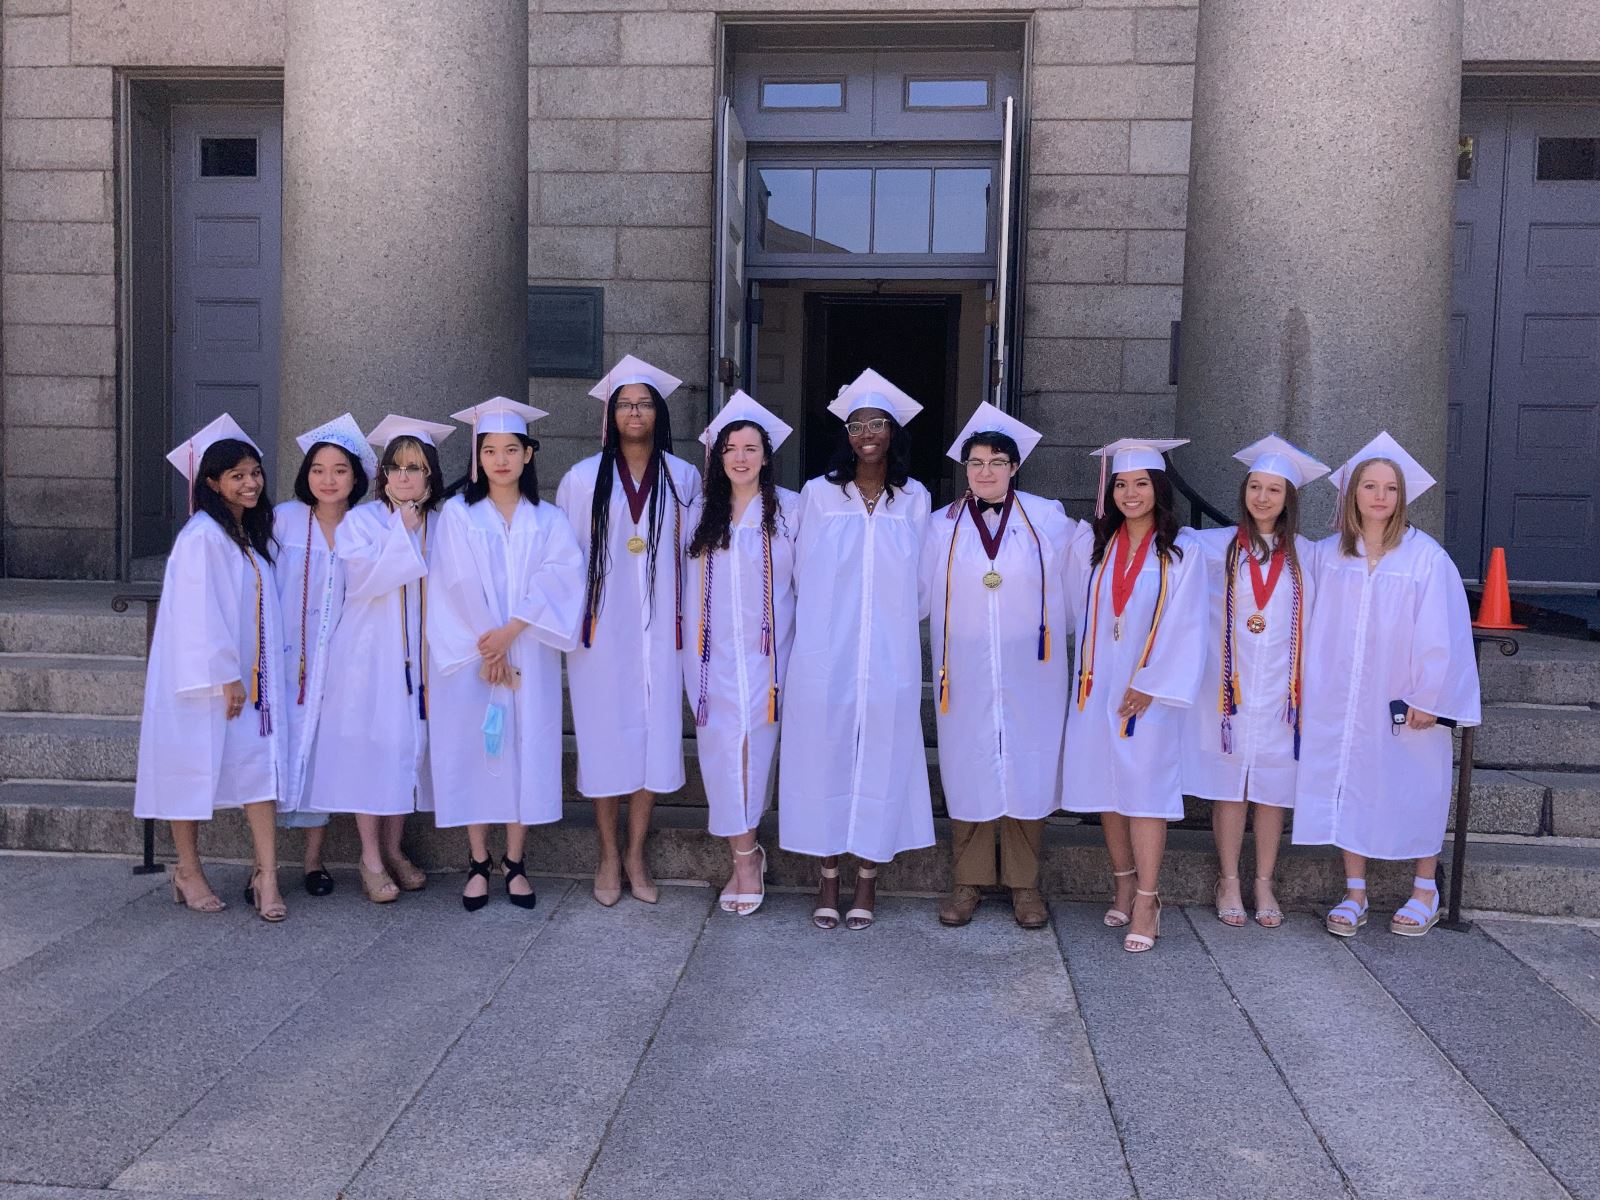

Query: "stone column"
<box><xmin>280</xmin><ymin>0</ymin><xmax>529</xmax><ymax>486</ymax></box>
<box><xmin>1174</xmin><ymin>2</ymin><xmax>1463</xmax><ymax>530</ymax></box>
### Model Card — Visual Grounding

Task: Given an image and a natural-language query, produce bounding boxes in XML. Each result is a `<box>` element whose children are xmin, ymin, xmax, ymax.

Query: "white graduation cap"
<box><xmin>365</xmin><ymin>414</ymin><xmax>455</xmax><ymax>450</ymax></box>
<box><xmin>1089</xmin><ymin>437</ymin><xmax>1189</xmax><ymax>518</ymax></box>
<box><xmin>450</xmin><ymin>396</ymin><xmax>549</xmax><ymax>481</ymax></box>
<box><xmin>945</xmin><ymin>401</ymin><xmax>1042</xmax><ymax>465</ymax></box>
<box><xmin>1327</xmin><ymin>429</ymin><xmax>1436</xmax><ymax>502</ymax></box>
<box><xmin>296</xmin><ymin>412</ymin><xmax>378</xmax><ymax>477</ymax></box>
<box><xmin>588</xmin><ymin>355</ymin><xmax>683</xmax><ymax>403</ymax></box>
<box><xmin>1233</xmin><ymin>433</ymin><xmax>1330</xmax><ymax>490</ymax></box>
<box><xmin>450</xmin><ymin>396</ymin><xmax>549</xmax><ymax>438</ymax></box>
<box><xmin>826</xmin><ymin>368</ymin><xmax>923</xmax><ymax>427</ymax></box>
<box><xmin>166</xmin><ymin>413</ymin><xmax>259</xmax><ymax>482</ymax></box>
<box><xmin>700</xmin><ymin>390</ymin><xmax>793</xmax><ymax>454</ymax></box>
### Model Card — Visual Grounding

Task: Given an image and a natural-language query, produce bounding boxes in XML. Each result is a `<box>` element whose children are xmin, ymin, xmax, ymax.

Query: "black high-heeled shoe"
<box><xmin>502</xmin><ymin>855</ymin><xmax>537</xmax><ymax>910</ymax></box>
<box><xmin>462</xmin><ymin>855</ymin><xmax>493</xmax><ymax>913</ymax></box>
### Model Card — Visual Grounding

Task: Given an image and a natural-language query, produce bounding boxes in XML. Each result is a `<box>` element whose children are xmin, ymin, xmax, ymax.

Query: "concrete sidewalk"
<box><xmin>0</xmin><ymin>852</ymin><xmax>1595</xmax><ymax>1200</ymax></box>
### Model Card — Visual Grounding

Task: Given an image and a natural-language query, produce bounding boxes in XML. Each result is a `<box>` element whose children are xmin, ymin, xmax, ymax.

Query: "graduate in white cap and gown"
<box><xmin>272</xmin><ymin>413</ymin><xmax>375</xmax><ymax>898</ymax></box>
<box><xmin>558</xmin><ymin>356</ymin><xmax>703</xmax><ymax>906</ymax></box>
<box><xmin>683</xmin><ymin>391</ymin><xmax>799</xmax><ymax>916</ymax></box>
<box><xmin>1062</xmin><ymin>437</ymin><xmax>1207</xmax><ymax>953</ymax></box>
<box><xmin>924</xmin><ymin>403</ymin><xmax>1085</xmax><ymax>931</ymax></box>
<box><xmin>1294</xmin><ymin>431</ymin><xmax>1481</xmax><ymax>939</ymax></box>
<box><xmin>134</xmin><ymin>415</ymin><xmax>291</xmax><ymax>921</ymax></box>
<box><xmin>429</xmin><ymin>397</ymin><xmax>586</xmax><ymax>912</ymax></box>
<box><xmin>779</xmin><ymin>368</ymin><xmax>934</xmax><ymax>931</ymax></box>
<box><xmin>306</xmin><ymin>414</ymin><xmax>452</xmax><ymax>903</ymax></box>
<box><xmin>1181</xmin><ymin>434</ymin><xmax>1328</xmax><ymax>930</ymax></box>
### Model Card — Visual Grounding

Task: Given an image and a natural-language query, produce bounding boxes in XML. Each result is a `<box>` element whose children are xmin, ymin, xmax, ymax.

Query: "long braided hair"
<box><xmin>689</xmin><ymin>420</ymin><xmax>780</xmax><ymax>558</ymax></box>
<box><xmin>583</xmin><ymin>384</ymin><xmax>682</xmax><ymax>628</ymax></box>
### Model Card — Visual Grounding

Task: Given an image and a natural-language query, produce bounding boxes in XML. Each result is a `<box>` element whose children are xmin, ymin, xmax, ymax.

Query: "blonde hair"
<box><xmin>1338</xmin><ymin>456</ymin><xmax>1408</xmax><ymax>557</ymax></box>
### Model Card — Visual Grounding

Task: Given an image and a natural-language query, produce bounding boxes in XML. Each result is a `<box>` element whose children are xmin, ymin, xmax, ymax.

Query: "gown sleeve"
<box><xmin>1130</xmin><ymin>534</ymin><xmax>1209</xmax><ymax>707</ymax></box>
<box><xmin>427</xmin><ymin>501</ymin><xmax>498</xmax><ymax>676</ymax></box>
<box><xmin>909</xmin><ymin>486</ymin><xmax>934</xmax><ymax>621</ymax></box>
<box><xmin>165</xmin><ymin>522</ymin><xmax>247</xmax><ymax>695</ymax></box>
<box><xmin>556</xmin><ymin>465</ymin><xmax>591</xmax><ymax>553</ymax></box>
<box><xmin>1403</xmin><ymin>541</ymin><xmax>1483</xmax><ymax>727</ymax></box>
<box><xmin>509</xmin><ymin>507</ymin><xmax>587</xmax><ymax>653</ymax></box>
<box><xmin>338</xmin><ymin>505</ymin><xmax>427</xmax><ymax>603</ymax></box>
<box><xmin>1060</xmin><ymin>521</ymin><xmax>1094</xmax><ymax>635</ymax></box>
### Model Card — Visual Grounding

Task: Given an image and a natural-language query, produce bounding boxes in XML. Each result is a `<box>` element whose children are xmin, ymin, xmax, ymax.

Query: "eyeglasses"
<box><xmin>845</xmin><ymin>418</ymin><xmax>890</xmax><ymax>436</ymax></box>
<box><xmin>963</xmin><ymin>458</ymin><xmax>1013</xmax><ymax>473</ymax></box>
<box><xmin>616</xmin><ymin>401</ymin><xmax>656</xmax><ymax>416</ymax></box>
<box><xmin>387</xmin><ymin>465</ymin><xmax>430</xmax><ymax>479</ymax></box>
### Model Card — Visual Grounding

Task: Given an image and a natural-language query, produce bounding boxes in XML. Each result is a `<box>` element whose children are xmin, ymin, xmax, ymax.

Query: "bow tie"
<box><xmin>974</xmin><ymin>497</ymin><xmax>1007</xmax><ymax>514</ymax></box>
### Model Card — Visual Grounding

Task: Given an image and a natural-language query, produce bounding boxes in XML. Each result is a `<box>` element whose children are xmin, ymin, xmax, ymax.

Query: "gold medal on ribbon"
<box><xmin>1246</xmin><ymin>612</ymin><xmax>1266</xmax><ymax>635</ymax></box>
<box><xmin>982</xmin><ymin>570</ymin><xmax>1003</xmax><ymax>591</ymax></box>
<box><xmin>626</xmin><ymin>535</ymin><xmax>647</xmax><ymax>555</ymax></box>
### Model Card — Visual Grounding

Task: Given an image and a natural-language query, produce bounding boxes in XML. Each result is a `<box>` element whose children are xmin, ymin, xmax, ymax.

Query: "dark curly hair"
<box><xmin>825</xmin><ymin>414</ymin><xmax>912</xmax><ymax>503</ymax></box>
<box><xmin>1090</xmin><ymin>467</ymin><xmax>1184</xmax><ymax>566</ymax></box>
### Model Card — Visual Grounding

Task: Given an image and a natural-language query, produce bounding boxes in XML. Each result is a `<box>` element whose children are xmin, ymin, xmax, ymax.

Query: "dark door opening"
<box><xmin>802</xmin><ymin>293</ymin><xmax>959</xmax><ymax>496</ymax></box>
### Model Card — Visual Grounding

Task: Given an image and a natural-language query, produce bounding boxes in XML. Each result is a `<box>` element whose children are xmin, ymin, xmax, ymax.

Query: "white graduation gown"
<box><xmin>427</xmin><ymin>495</ymin><xmax>586</xmax><ymax>828</ymax></box>
<box><xmin>1180</xmin><ymin>527</ymin><xmax>1318</xmax><ymax>808</ymax></box>
<box><xmin>681</xmin><ymin>488</ymin><xmax>799</xmax><ymax>837</ymax></box>
<box><xmin>778</xmin><ymin>477</ymin><xmax>934</xmax><ymax>861</ymax></box>
<box><xmin>1060</xmin><ymin>527</ymin><xmax>1208</xmax><ymax>819</ymax></box>
<box><xmin>305</xmin><ymin>502</ymin><xmax>433</xmax><ymax>816</ymax></box>
<box><xmin>557</xmin><ymin>452</ymin><xmax>703</xmax><ymax>798</ymax></box>
<box><xmin>923</xmin><ymin>491</ymin><xmax>1081</xmax><ymax>822</ymax></box>
<box><xmin>1292</xmin><ymin>528</ymin><xmax>1482</xmax><ymax>860</ymax></box>
<box><xmin>271</xmin><ymin>500</ymin><xmax>347</xmax><ymax>818</ymax></box>
<box><xmin>134</xmin><ymin>512</ymin><xmax>288</xmax><ymax>819</ymax></box>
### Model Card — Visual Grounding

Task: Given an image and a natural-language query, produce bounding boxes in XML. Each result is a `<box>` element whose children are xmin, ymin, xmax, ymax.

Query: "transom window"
<box><xmin>751</xmin><ymin>161</ymin><xmax>995</xmax><ymax>263</ymax></box>
<box><xmin>761</xmin><ymin>79</ymin><xmax>845</xmax><ymax>111</ymax></box>
<box><xmin>905</xmin><ymin>77</ymin><xmax>991</xmax><ymax>110</ymax></box>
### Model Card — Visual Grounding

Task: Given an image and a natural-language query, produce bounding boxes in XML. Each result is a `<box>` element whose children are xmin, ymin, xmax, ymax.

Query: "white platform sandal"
<box><xmin>812</xmin><ymin>864</ymin><xmax>841</xmax><ymax>930</ymax></box>
<box><xmin>1123</xmin><ymin>889</ymin><xmax>1162</xmax><ymax>953</ymax></box>
<box><xmin>1103</xmin><ymin>866</ymin><xmax>1138</xmax><ymax>928</ymax></box>
<box><xmin>845</xmin><ymin>864</ymin><xmax>878</xmax><ymax>931</ymax></box>
<box><xmin>720</xmin><ymin>844</ymin><xmax>767</xmax><ymax>916</ymax></box>
<box><xmin>1389</xmin><ymin>875</ymin><xmax>1442</xmax><ymax>937</ymax></box>
<box><xmin>1324</xmin><ymin>877</ymin><xmax>1369</xmax><ymax>937</ymax></box>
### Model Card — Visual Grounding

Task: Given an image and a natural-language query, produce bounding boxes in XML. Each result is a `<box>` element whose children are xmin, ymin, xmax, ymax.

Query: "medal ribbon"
<box><xmin>617</xmin><ymin>455</ymin><xmax>658</xmax><ymax>525</ymax></box>
<box><xmin>966</xmin><ymin>492</ymin><xmax>1013</xmax><ymax>563</ymax></box>
<box><xmin>1110</xmin><ymin>524</ymin><xmax>1154</xmax><ymax>622</ymax></box>
<box><xmin>1243</xmin><ymin>527</ymin><xmax>1286</xmax><ymax>612</ymax></box>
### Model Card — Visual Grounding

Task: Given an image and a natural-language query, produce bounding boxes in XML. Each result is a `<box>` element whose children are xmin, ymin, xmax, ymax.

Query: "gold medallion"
<box><xmin>626</xmin><ymin>535</ymin><xmax>647</xmax><ymax>555</ymax></box>
<box><xmin>1246</xmin><ymin>612</ymin><xmax>1267</xmax><ymax>635</ymax></box>
<box><xmin>982</xmin><ymin>570</ymin><xmax>1003</xmax><ymax>591</ymax></box>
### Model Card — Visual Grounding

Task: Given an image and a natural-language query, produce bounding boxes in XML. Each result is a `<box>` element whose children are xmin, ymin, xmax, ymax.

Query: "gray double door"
<box><xmin>1449</xmin><ymin>103</ymin><xmax>1600</xmax><ymax>585</ymax></box>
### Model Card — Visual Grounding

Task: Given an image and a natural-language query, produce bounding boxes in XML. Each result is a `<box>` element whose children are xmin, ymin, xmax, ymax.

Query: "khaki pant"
<box><xmin>950</xmin><ymin>817</ymin><xmax>1043</xmax><ymax>890</ymax></box>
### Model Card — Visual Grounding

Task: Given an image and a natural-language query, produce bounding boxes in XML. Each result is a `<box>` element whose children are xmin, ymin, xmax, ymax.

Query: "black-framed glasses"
<box><xmin>616</xmin><ymin>400</ymin><xmax>656</xmax><ymax>416</ymax></box>
<box><xmin>845</xmin><ymin>418</ymin><xmax>890</xmax><ymax>436</ymax></box>
<box><xmin>963</xmin><ymin>458</ymin><xmax>1013</xmax><ymax>472</ymax></box>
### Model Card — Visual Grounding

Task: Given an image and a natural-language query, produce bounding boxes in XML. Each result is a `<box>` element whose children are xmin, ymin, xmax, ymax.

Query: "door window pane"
<box><xmin>1537</xmin><ymin>137</ymin><xmax>1600</xmax><ymax>182</ymax></box>
<box><xmin>932</xmin><ymin>168</ymin><xmax>991</xmax><ymax>253</ymax></box>
<box><xmin>756</xmin><ymin>168</ymin><xmax>813</xmax><ymax>252</ymax></box>
<box><xmin>906</xmin><ymin>79</ymin><xmax>991</xmax><ymax>110</ymax></box>
<box><xmin>199</xmin><ymin>137</ymin><xmax>258</xmax><ymax>178</ymax></box>
<box><xmin>873</xmin><ymin>169</ymin><xmax>931</xmax><ymax>253</ymax></box>
<box><xmin>1457</xmin><ymin>135</ymin><xmax>1475</xmax><ymax>182</ymax></box>
<box><xmin>814</xmin><ymin>169</ymin><xmax>871</xmax><ymax>253</ymax></box>
<box><xmin>760</xmin><ymin>80</ymin><xmax>844</xmax><ymax>111</ymax></box>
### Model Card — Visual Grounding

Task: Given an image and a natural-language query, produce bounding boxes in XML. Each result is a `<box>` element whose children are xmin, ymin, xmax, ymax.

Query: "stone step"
<box><xmin>0</xmin><ymin>653</ymin><xmax>145</xmax><ymax>716</ymax></box>
<box><xmin>1473</xmin><ymin>703</ymin><xmax>1600</xmax><ymax>771</ymax></box>
<box><xmin>1476</xmin><ymin>633</ymin><xmax>1600</xmax><ymax>707</ymax></box>
<box><xmin>6</xmin><ymin>784</ymin><xmax>1600</xmax><ymax>919</ymax></box>
<box><xmin>0</xmin><ymin>714</ymin><xmax>141</xmax><ymax>781</ymax></box>
<box><xmin>0</xmin><ymin>581</ymin><xmax>151</xmax><ymax>657</ymax></box>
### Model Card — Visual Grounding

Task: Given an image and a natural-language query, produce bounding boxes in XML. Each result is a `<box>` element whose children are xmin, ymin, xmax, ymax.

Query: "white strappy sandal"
<box><xmin>845</xmin><ymin>864</ymin><xmax>878</xmax><ymax>931</ymax></box>
<box><xmin>1123</xmin><ymin>889</ymin><xmax>1162</xmax><ymax>953</ymax></box>
<box><xmin>1389</xmin><ymin>875</ymin><xmax>1442</xmax><ymax>937</ymax></box>
<box><xmin>1214</xmin><ymin>874</ymin><xmax>1246</xmax><ymax>927</ymax></box>
<box><xmin>719</xmin><ymin>844</ymin><xmax>767</xmax><ymax>916</ymax></box>
<box><xmin>812</xmin><ymin>864</ymin><xmax>841</xmax><ymax>930</ymax></box>
<box><xmin>1103</xmin><ymin>866</ymin><xmax>1138</xmax><ymax>928</ymax></box>
<box><xmin>1324</xmin><ymin>877</ymin><xmax>1369</xmax><ymax>937</ymax></box>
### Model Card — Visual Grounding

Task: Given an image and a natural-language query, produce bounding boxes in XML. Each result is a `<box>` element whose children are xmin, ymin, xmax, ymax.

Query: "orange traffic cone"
<box><xmin>1473</xmin><ymin>547</ymin><xmax>1526</xmax><ymax>630</ymax></box>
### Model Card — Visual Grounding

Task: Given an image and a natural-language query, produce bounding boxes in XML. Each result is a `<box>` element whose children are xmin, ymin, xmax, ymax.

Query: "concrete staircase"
<box><xmin>3</xmin><ymin>579</ymin><xmax>1599</xmax><ymax>916</ymax></box>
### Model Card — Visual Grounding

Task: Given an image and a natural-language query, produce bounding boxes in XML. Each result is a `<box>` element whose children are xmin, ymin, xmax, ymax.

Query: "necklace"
<box><xmin>857</xmin><ymin>481</ymin><xmax>884</xmax><ymax>514</ymax></box>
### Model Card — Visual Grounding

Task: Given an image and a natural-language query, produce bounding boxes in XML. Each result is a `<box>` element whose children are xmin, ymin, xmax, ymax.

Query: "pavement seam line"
<box><xmin>337</xmin><ymin>878</ymin><xmax>578</xmax><ymax>1196</ymax></box>
<box><xmin>1476</xmin><ymin>922</ymin><xmax>1600</xmax><ymax>1034</ymax></box>
<box><xmin>1179</xmin><ymin>907</ymin><xmax>1360</xmax><ymax>1200</ymax></box>
<box><xmin>572</xmin><ymin>890</ymin><xmax>716</xmax><ymax>1200</ymax></box>
<box><xmin>1338</xmin><ymin>932</ymin><xmax>1578</xmax><ymax>1200</ymax></box>
<box><xmin>0</xmin><ymin>864</ymin><xmax>171</xmax><ymax>977</ymax></box>
<box><xmin>103</xmin><ymin>904</ymin><xmax>400</xmax><ymax>1191</ymax></box>
<box><xmin>1047</xmin><ymin>898</ymin><xmax>1143</xmax><ymax>1200</ymax></box>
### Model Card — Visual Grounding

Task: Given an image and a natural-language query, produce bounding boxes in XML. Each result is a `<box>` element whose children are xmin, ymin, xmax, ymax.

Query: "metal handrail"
<box><xmin>1162</xmin><ymin>454</ymin><xmax>1233</xmax><ymax>529</ymax></box>
<box><xmin>112</xmin><ymin>592</ymin><xmax>163</xmax><ymax>876</ymax></box>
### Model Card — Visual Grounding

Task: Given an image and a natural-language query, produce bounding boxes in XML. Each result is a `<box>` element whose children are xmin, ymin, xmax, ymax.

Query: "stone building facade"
<box><xmin>2</xmin><ymin>0</ymin><xmax>1598</xmax><ymax>584</ymax></box>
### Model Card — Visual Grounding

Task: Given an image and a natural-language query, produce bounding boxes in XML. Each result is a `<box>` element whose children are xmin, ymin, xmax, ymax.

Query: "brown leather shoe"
<box><xmin>1011</xmin><ymin>887</ymin><xmax>1049</xmax><ymax>929</ymax></box>
<box><xmin>939</xmin><ymin>884</ymin><xmax>983</xmax><ymax>927</ymax></box>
